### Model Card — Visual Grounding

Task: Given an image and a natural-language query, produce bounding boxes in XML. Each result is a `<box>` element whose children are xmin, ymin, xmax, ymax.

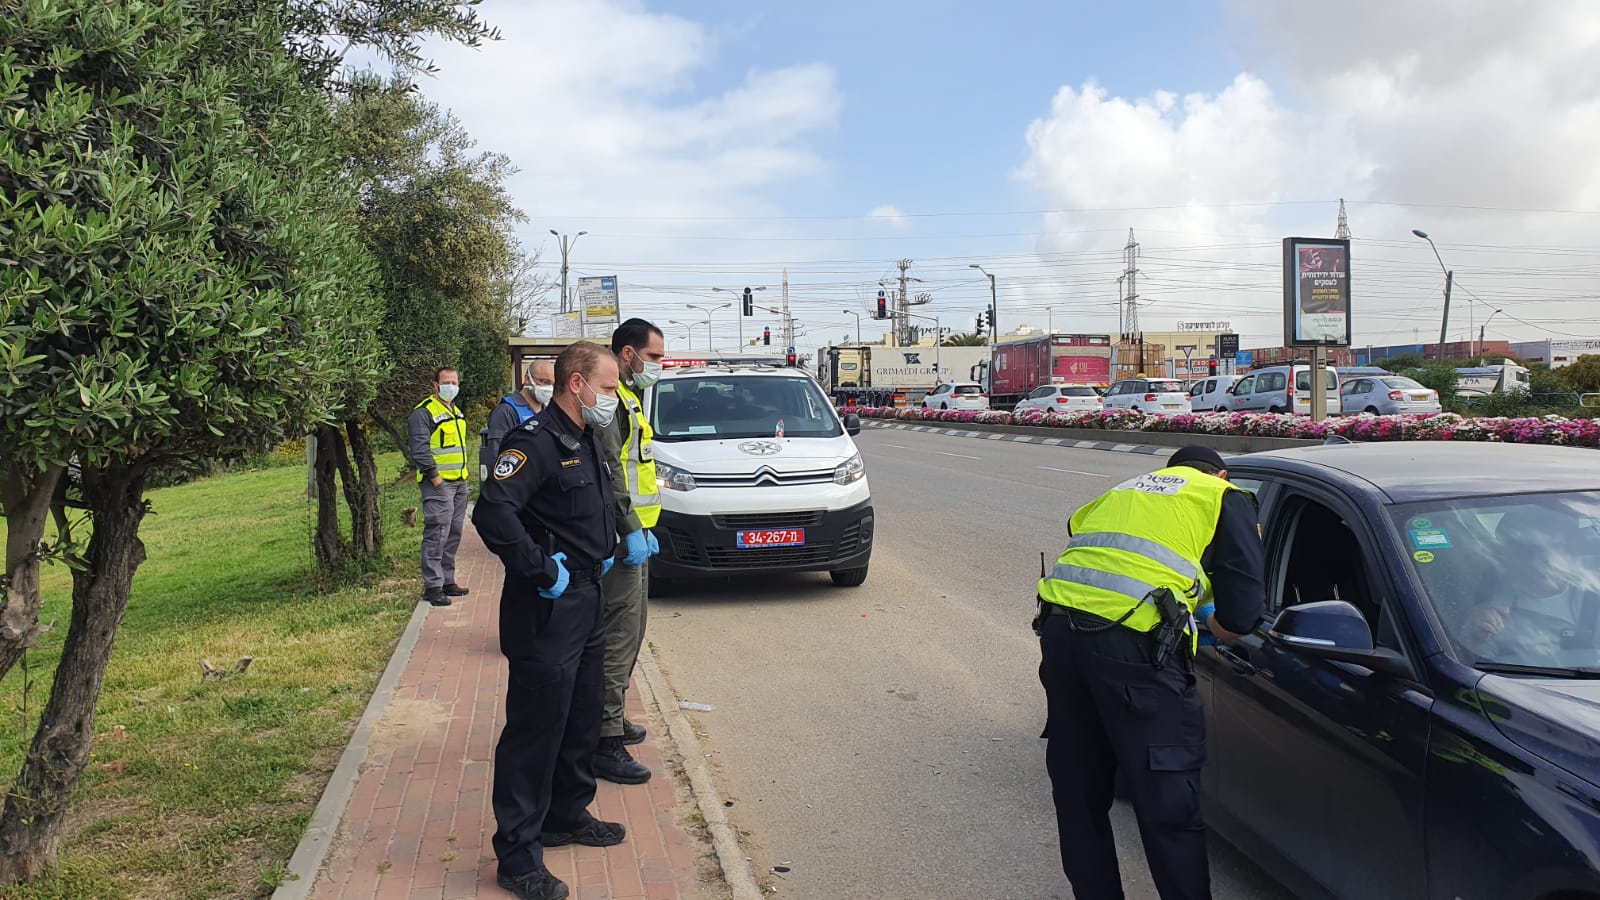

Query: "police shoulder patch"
<box><xmin>493</xmin><ymin>449</ymin><xmax>528</xmax><ymax>480</ymax></box>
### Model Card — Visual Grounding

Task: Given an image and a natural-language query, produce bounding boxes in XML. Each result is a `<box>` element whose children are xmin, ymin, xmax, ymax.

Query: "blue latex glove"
<box><xmin>601</xmin><ymin>555</ymin><xmax>615</xmax><ymax>577</ymax></box>
<box><xmin>539</xmin><ymin>553</ymin><xmax>570</xmax><ymax>599</ymax></box>
<box><xmin>646</xmin><ymin>530</ymin><xmax>660</xmax><ymax>556</ymax></box>
<box><xmin>1196</xmin><ymin>602</ymin><xmax>1217</xmax><ymax>629</ymax></box>
<box><xmin>622</xmin><ymin>529</ymin><xmax>649</xmax><ymax>566</ymax></box>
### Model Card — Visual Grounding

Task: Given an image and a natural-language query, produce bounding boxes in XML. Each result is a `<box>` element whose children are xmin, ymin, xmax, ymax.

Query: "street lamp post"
<box><xmin>905</xmin><ymin>311</ymin><xmax>943</xmax><ymax>383</ymax></box>
<box><xmin>713</xmin><ymin>285</ymin><xmax>766</xmax><ymax>349</ymax></box>
<box><xmin>1479</xmin><ymin>308</ymin><xmax>1504</xmax><ymax>356</ymax></box>
<box><xmin>1412</xmin><ymin>229</ymin><xmax>1455</xmax><ymax>361</ymax></box>
<box><xmin>686</xmin><ymin>302</ymin><xmax>730</xmax><ymax>353</ymax></box>
<box><xmin>970</xmin><ymin>264</ymin><xmax>997</xmax><ymax>349</ymax></box>
<box><xmin>840</xmin><ymin>309</ymin><xmax>863</xmax><ymax>345</ymax></box>
<box><xmin>549</xmin><ymin>229</ymin><xmax>587</xmax><ymax>316</ymax></box>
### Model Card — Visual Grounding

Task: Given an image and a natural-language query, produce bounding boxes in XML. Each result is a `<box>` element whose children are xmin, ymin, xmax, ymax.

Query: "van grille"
<box><xmin>712</xmin><ymin>511</ymin><xmax>825</xmax><ymax>530</ymax></box>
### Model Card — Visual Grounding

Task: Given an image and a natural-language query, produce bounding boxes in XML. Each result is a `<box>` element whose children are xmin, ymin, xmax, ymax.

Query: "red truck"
<box><xmin>981</xmin><ymin>334</ymin><xmax>1114</xmax><ymax>409</ymax></box>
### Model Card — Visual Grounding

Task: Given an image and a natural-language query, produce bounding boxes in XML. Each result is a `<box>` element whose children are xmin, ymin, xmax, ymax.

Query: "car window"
<box><xmin>1146</xmin><ymin>380</ymin><xmax>1184</xmax><ymax>393</ymax></box>
<box><xmin>1233</xmin><ymin>375</ymin><xmax>1255</xmax><ymax>394</ymax></box>
<box><xmin>1381</xmin><ymin>377</ymin><xmax>1424</xmax><ymax>390</ymax></box>
<box><xmin>1062</xmin><ymin>387</ymin><xmax>1097</xmax><ymax>397</ymax></box>
<box><xmin>1260</xmin><ymin>372</ymin><xmax>1286</xmax><ymax>391</ymax></box>
<box><xmin>954</xmin><ymin>385</ymin><xmax>983</xmax><ymax>395</ymax></box>
<box><xmin>1028</xmin><ymin>386</ymin><xmax>1050</xmax><ymax>400</ymax></box>
<box><xmin>1272</xmin><ymin>496</ymin><xmax>1397</xmax><ymax>649</ymax></box>
<box><xmin>653</xmin><ymin>375</ymin><xmax>843</xmax><ymax>442</ymax></box>
<box><xmin>932</xmin><ymin>384</ymin><xmax>949</xmax><ymax>395</ymax></box>
<box><xmin>1340</xmin><ymin>379</ymin><xmax>1359</xmax><ymax>395</ymax></box>
<box><xmin>1389</xmin><ymin>492</ymin><xmax>1600</xmax><ymax>669</ymax></box>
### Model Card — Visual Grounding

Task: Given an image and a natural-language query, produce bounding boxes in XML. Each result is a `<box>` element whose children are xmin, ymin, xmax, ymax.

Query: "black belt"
<box><xmin>565</xmin><ymin>561</ymin><xmax>607</xmax><ymax>584</ymax></box>
<box><xmin>1041</xmin><ymin>603</ymin><xmax>1124</xmax><ymax>630</ymax></box>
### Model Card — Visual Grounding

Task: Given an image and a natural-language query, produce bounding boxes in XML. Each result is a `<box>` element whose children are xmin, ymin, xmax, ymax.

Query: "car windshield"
<box><xmin>1381</xmin><ymin>377</ymin><xmax>1425</xmax><ymax>390</ymax></box>
<box><xmin>954</xmin><ymin>385</ymin><xmax>983</xmax><ymax>395</ymax></box>
<box><xmin>651</xmin><ymin>375</ymin><xmax>843</xmax><ymax>442</ymax></box>
<box><xmin>1062</xmin><ymin>387</ymin><xmax>1097</xmax><ymax>396</ymax></box>
<box><xmin>1146</xmin><ymin>380</ymin><xmax>1184</xmax><ymax>393</ymax></box>
<box><xmin>1392</xmin><ymin>492</ymin><xmax>1600</xmax><ymax>671</ymax></box>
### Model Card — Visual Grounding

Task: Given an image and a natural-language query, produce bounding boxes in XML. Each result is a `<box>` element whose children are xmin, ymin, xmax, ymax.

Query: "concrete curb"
<box><xmin>864</xmin><ymin>419</ymin><xmax>1323</xmax><ymax>454</ymax></box>
<box><xmin>273</xmin><ymin>600</ymin><xmax>431</xmax><ymax>900</ymax></box>
<box><xmin>635</xmin><ymin>642</ymin><xmax>764</xmax><ymax>900</ymax></box>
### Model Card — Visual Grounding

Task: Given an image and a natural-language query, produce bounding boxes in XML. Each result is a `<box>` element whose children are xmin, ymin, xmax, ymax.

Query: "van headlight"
<box><xmin>833</xmin><ymin>453</ymin><xmax>865</xmax><ymax>485</ymax></box>
<box><xmin>656</xmin><ymin>461</ymin><xmax>697</xmax><ymax>492</ymax></box>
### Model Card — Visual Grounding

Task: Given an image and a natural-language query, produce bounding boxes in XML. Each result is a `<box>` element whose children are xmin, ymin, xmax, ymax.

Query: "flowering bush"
<box><xmin>839</xmin><ymin>406</ymin><xmax>1600</xmax><ymax>448</ymax></box>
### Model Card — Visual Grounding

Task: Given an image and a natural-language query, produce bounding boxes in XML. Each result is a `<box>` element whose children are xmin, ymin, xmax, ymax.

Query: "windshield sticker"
<box><xmin>1413</xmin><ymin>550</ymin><xmax>1435</xmax><ymax>564</ymax></box>
<box><xmin>1410</xmin><ymin>528</ymin><xmax>1453</xmax><ymax>550</ymax></box>
<box><xmin>1409</xmin><ymin>517</ymin><xmax>1433</xmax><ymax>529</ymax></box>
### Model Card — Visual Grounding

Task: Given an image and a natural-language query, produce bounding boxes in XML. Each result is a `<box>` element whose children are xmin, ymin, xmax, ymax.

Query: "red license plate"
<box><xmin>736</xmin><ymin>528</ymin><xmax>805</xmax><ymax>548</ymax></box>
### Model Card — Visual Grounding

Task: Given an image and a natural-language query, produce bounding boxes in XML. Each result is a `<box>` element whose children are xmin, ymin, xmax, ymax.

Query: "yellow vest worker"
<box><xmin>1037</xmin><ymin>445</ymin><xmax>1266</xmax><ymax>900</ymax></box>
<box><xmin>615</xmin><ymin>382</ymin><xmax>660</xmax><ymax>527</ymax></box>
<box><xmin>407</xmin><ymin>369</ymin><xmax>473</xmax><ymax>607</ymax></box>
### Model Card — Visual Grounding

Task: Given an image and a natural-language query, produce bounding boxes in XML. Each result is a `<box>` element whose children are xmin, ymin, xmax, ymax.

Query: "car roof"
<box><xmin>1232</xmin><ymin>442</ymin><xmax>1600</xmax><ymax>503</ymax></box>
<box><xmin>660</xmin><ymin>365</ymin><xmax>807</xmax><ymax>378</ymax></box>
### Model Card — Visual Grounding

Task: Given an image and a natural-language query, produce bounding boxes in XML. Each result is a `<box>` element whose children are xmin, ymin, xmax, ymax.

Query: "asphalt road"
<box><xmin>647</xmin><ymin>425</ymin><xmax>1292</xmax><ymax>900</ymax></box>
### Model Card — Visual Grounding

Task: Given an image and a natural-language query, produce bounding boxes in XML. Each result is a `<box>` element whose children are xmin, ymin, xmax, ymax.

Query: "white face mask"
<box><xmin>630</xmin><ymin>355</ymin><xmax>664</xmax><ymax>389</ymax></box>
<box><xmin>438</xmin><ymin>383</ymin><xmax>460</xmax><ymax>403</ymax></box>
<box><xmin>579</xmin><ymin>377</ymin><xmax>619</xmax><ymax>428</ymax></box>
<box><xmin>532</xmin><ymin>384</ymin><xmax>554</xmax><ymax>406</ymax></box>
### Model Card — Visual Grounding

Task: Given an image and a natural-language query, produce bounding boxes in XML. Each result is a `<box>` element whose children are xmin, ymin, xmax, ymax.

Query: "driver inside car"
<box><xmin>1461</xmin><ymin>510</ymin><xmax>1597</xmax><ymax>664</ymax></box>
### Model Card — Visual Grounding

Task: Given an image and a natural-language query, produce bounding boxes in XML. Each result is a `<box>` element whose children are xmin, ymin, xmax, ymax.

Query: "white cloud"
<box><xmin>866</xmin><ymin>205</ymin><xmax>909</xmax><ymax>228</ymax></box>
<box><xmin>1019</xmin><ymin>2</ymin><xmax>1600</xmax><ymax>347</ymax></box>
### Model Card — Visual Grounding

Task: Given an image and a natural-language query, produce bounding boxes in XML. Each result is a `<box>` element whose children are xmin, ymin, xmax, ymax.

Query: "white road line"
<box><xmin>1037</xmin><ymin>465</ymin><xmax>1109</xmax><ymax>477</ymax></box>
<box><xmin>881</xmin><ymin>443</ymin><xmax>910</xmax><ymax>449</ymax></box>
<box><xmin>936</xmin><ymin>451</ymin><xmax>983</xmax><ymax>460</ymax></box>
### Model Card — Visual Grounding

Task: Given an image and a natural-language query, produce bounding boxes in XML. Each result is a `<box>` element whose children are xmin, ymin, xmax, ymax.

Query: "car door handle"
<box><xmin>1216</xmin><ymin>644</ymin><xmax>1257</xmax><ymax>676</ymax></box>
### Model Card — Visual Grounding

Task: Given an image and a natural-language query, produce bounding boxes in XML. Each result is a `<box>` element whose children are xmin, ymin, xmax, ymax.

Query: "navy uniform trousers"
<box><xmin>1039</xmin><ymin>608</ymin><xmax>1211</xmax><ymax>900</ymax></box>
<box><xmin>491</xmin><ymin>574</ymin><xmax>607</xmax><ymax>877</ymax></box>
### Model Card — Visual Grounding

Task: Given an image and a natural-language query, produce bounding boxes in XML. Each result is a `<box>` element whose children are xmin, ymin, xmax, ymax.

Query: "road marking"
<box><xmin>1037</xmin><ymin>465</ymin><xmax>1108</xmax><ymax>477</ymax></box>
<box><xmin>881</xmin><ymin>443</ymin><xmax>910</xmax><ymax>449</ymax></box>
<box><xmin>936</xmin><ymin>451</ymin><xmax>983</xmax><ymax>460</ymax></box>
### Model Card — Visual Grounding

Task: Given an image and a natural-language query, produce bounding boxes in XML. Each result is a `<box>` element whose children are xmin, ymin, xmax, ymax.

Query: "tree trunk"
<box><xmin>0</xmin><ymin>463</ymin><xmax>65</xmax><ymax>684</ymax></box>
<box><xmin>0</xmin><ymin>462</ymin><xmax>147</xmax><ymax>885</ymax></box>
<box><xmin>369</xmin><ymin>409</ymin><xmax>409</xmax><ymax>464</ymax></box>
<box><xmin>343</xmin><ymin>419</ymin><xmax>383</xmax><ymax>559</ymax></box>
<box><xmin>312</xmin><ymin>424</ymin><xmax>343</xmax><ymax>576</ymax></box>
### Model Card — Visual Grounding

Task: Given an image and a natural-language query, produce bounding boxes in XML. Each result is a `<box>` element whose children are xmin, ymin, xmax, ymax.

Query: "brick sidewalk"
<box><xmin>308</xmin><ymin>521</ymin><xmax>706</xmax><ymax>900</ymax></box>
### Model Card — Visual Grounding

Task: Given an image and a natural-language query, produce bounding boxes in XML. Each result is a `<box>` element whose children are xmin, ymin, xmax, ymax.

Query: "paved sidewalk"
<box><xmin>306</xmin><ymin>521</ymin><xmax>709</xmax><ymax>900</ymax></box>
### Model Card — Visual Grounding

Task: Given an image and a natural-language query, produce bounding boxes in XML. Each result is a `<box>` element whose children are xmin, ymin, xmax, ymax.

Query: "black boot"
<box><xmin>496</xmin><ymin>868</ymin><xmax>569</xmax><ymax>900</ymax></box>
<box><xmin>421</xmin><ymin>586</ymin><xmax>451</xmax><ymax>607</ymax></box>
<box><xmin>592</xmin><ymin>736</ymin><xmax>651</xmax><ymax>784</ymax></box>
<box><xmin>542</xmin><ymin>817</ymin><xmax>626</xmax><ymax>848</ymax></box>
<box><xmin>442</xmin><ymin>582</ymin><xmax>470</xmax><ymax>597</ymax></box>
<box><xmin>621</xmin><ymin>719</ymin><xmax>647</xmax><ymax>745</ymax></box>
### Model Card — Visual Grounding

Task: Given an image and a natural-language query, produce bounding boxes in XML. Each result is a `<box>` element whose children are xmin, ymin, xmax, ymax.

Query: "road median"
<box><xmin>866</xmin><ymin>419</ymin><xmax>1322</xmax><ymax>454</ymax></box>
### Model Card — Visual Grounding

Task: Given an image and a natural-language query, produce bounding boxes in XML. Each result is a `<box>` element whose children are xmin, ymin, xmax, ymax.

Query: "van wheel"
<box><xmin>1269</xmin><ymin>405</ymin><xmax>1286</xmax><ymax>414</ymax></box>
<box><xmin>830</xmin><ymin>566</ymin><xmax>868</xmax><ymax>587</ymax></box>
<box><xmin>1215</xmin><ymin>406</ymin><xmax>1228</xmax><ymax>413</ymax></box>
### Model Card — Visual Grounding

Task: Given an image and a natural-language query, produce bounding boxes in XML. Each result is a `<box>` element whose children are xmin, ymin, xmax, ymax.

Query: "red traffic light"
<box><xmin>876</xmin><ymin>297</ymin><xmax>887</xmax><ymax>318</ymax></box>
<box><xmin>786</xmin><ymin>352</ymin><xmax>797</xmax><ymax>367</ymax></box>
<box><xmin>763</xmin><ymin>327</ymin><xmax>771</xmax><ymax>345</ymax></box>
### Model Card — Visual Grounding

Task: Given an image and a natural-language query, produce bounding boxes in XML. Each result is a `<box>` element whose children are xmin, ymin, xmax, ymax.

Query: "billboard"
<box><xmin>1283</xmin><ymin>237</ymin><xmax>1351</xmax><ymax>347</ymax></box>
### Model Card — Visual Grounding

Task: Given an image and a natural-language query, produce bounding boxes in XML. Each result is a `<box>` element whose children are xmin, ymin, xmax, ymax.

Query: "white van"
<box><xmin>1226</xmin><ymin>363</ymin><xmax>1341</xmax><ymax>415</ymax></box>
<box><xmin>645</xmin><ymin>365</ymin><xmax>873</xmax><ymax>588</ymax></box>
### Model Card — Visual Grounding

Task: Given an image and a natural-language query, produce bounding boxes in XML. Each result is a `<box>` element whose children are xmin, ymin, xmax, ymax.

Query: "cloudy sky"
<box><xmin>402</xmin><ymin>0</ymin><xmax>1600</xmax><ymax>357</ymax></box>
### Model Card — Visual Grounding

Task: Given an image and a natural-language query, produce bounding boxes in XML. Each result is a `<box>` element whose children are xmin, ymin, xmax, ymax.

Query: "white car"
<box><xmin>922</xmin><ymin>381</ymin><xmax>989</xmax><ymax>411</ymax></box>
<box><xmin>1190</xmin><ymin>375</ymin><xmax>1241</xmax><ymax>412</ymax></box>
<box><xmin>645</xmin><ymin>365</ymin><xmax>873</xmax><ymax>588</ymax></box>
<box><xmin>1102</xmin><ymin>378</ymin><xmax>1193</xmax><ymax>414</ymax></box>
<box><xmin>1015</xmin><ymin>383</ymin><xmax>1104</xmax><ymax>413</ymax></box>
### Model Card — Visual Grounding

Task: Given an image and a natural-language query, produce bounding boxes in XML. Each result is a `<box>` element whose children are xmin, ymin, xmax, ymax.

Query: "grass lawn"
<box><xmin>0</xmin><ymin>451</ymin><xmax>430</xmax><ymax>899</ymax></box>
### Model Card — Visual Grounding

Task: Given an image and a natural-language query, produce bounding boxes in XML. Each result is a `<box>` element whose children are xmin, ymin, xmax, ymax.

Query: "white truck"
<box><xmin>1453</xmin><ymin>361</ymin><xmax>1531</xmax><ymax>399</ymax></box>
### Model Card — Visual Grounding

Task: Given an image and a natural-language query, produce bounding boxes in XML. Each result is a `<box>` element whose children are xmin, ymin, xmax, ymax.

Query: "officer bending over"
<box><xmin>471</xmin><ymin>341</ymin><xmax>623</xmax><ymax>900</ymax></box>
<box><xmin>1037</xmin><ymin>444</ymin><xmax>1265</xmax><ymax>900</ymax></box>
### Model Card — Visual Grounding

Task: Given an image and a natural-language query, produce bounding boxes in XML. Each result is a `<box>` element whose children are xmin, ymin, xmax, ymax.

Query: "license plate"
<box><xmin>1162</xmin><ymin>404</ymin><xmax>1181</xmax><ymax>410</ymax></box>
<box><xmin>737</xmin><ymin>528</ymin><xmax>805</xmax><ymax>548</ymax></box>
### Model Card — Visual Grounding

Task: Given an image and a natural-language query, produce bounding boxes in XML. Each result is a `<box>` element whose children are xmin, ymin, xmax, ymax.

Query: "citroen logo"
<box><xmin>738</xmin><ymin>440</ymin><xmax>782</xmax><ymax>456</ymax></box>
<box><xmin>754</xmin><ymin>466</ymin><xmax>780</xmax><ymax>486</ymax></box>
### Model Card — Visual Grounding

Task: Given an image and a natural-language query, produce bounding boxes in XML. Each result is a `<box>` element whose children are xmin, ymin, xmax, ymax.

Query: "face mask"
<box><xmin>579</xmin><ymin>377</ymin><xmax>619</xmax><ymax>428</ymax></box>
<box><xmin>438</xmin><ymin>383</ymin><xmax>460</xmax><ymax>403</ymax></box>
<box><xmin>632</xmin><ymin>356</ymin><xmax>664</xmax><ymax>389</ymax></box>
<box><xmin>532</xmin><ymin>384</ymin><xmax>554</xmax><ymax>406</ymax></box>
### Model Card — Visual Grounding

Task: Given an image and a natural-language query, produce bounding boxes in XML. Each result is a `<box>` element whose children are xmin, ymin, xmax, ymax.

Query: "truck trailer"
<box><xmin>978</xmin><ymin>334</ymin><xmax>1114</xmax><ymax>409</ymax></box>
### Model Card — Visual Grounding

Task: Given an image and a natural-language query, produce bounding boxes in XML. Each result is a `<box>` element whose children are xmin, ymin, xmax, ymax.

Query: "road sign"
<box><xmin>1235</xmin><ymin>351</ymin><xmax>1254</xmax><ymax>367</ymax></box>
<box><xmin>1217</xmin><ymin>333</ymin><xmax>1240</xmax><ymax>356</ymax></box>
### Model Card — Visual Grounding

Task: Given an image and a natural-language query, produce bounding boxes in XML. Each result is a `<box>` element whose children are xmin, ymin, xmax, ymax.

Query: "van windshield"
<box><xmin>651</xmin><ymin>375</ymin><xmax>844</xmax><ymax>442</ymax></box>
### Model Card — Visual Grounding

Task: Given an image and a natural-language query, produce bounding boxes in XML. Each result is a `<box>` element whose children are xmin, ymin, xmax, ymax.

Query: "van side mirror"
<box><xmin>1267</xmin><ymin>600</ymin><xmax>1409</xmax><ymax>677</ymax></box>
<box><xmin>843</xmin><ymin>413</ymin><xmax>862</xmax><ymax>435</ymax></box>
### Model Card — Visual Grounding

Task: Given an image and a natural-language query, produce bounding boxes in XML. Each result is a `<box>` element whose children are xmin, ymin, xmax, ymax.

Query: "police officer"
<box><xmin>1037</xmin><ymin>445</ymin><xmax>1265</xmax><ymax>900</ymax></box>
<box><xmin>409</xmin><ymin>367</ymin><xmax>471</xmax><ymax>607</ymax></box>
<box><xmin>471</xmin><ymin>341</ymin><xmax>624</xmax><ymax>900</ymax></box>
<box><xmin>592</xmin><ymin>318</ymin><xmax>666</xmax><ymax>784</ymax></box>
<box><xmin>486</xmin><ymin>359</ymin><xmax>556</xmax><ymax>459</ymax></box>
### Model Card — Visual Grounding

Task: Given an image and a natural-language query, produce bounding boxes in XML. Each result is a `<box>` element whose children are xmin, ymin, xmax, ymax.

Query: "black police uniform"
<box><xmin>471</xmin><ymin>403</ymin><xmax>618</xmax><ymax>881</ymax></box>
<box><xmin>1039</xmin><ymin>487</ymin><xmax>1266</xmax><ymax>900</ymax></box>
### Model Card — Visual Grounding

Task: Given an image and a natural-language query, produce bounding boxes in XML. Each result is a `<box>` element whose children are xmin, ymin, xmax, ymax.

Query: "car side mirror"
<box><xmin>843</xmin><ymin>413</ymin><xmax>862</xmax><ymax>435</ymax></box>
<box><xmin>1267</xmin><ymin>600</ymin><xmax>1410</xmax><ymax>677</ymax></box>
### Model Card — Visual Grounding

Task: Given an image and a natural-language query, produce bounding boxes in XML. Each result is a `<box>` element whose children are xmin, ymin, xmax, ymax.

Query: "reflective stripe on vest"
<box><xmin>417</xmin><ymin>395</ymin><xmax>469</xmax><ymax>482</ymax></box>
<box><xmin>1036</xmin><ymin>466</ymin><xmax>1232</xmax><ymax>634</ymax></box>
<box><xmin>617</xmin><ymin>382</ymin><xmax>660</xmax><ymax>527</ymax></box>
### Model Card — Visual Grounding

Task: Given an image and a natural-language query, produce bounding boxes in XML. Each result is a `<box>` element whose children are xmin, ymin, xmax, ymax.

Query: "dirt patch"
<box><xmin>367</xmin><ymin>695</ymin><xmax>450</xmax><ymax>759</ymax></box>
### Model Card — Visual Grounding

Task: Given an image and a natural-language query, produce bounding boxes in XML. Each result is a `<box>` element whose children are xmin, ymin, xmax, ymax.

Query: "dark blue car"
<box><xmin>1200</xmin><ymin>441</ymin><xmax>1600</xmax><ymax>900</ymax></box>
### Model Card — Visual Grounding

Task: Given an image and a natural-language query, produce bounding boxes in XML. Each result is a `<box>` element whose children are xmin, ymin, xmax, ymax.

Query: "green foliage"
<box><xmin>1404</xmin><ymin>362</ymin><xmax>1460</xmax><ymax>409</ymax></box>
<box><xmin>1565</xmin><ymin>355</ymin><xmax>1600</xmax><ymax>394</ymax></box>
<box><xmin>942</xmin><ymin>332</ymin><xmax>988</xmax><ymax>347</ymax></box>
<box><xmin>1374</xmin><ymin>352</ymin><xmax>1428</xmax><ymax>371</ymax></box>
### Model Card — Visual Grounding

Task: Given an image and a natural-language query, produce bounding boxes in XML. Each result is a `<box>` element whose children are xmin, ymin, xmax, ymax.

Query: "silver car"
<box><xmin>1340</xmin><ymin>375</ymin><xmax>1441</xmax><ymax>415</ymax></box>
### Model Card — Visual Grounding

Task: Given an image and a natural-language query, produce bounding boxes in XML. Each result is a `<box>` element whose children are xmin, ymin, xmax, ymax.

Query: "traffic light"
<box><xmin>786</xmin><ymin>351</ymin><xmax>797</xmax><ymax>367</ymax></box>
<box><xmin>762</xmin><ymin>326</ymin><xmax>771</xmax><ymax>346</ymax></box>
<box><xmin>984</xmin><ymin>309</ymin><xmax>995</xmax><ymax>329</ymax></box>
<box><xmin>975</xmin><ymin>314</ymin><xmax>985</xmax><ymax>336</ymax></box>
<box><xmin>742</xmin><ymin>287</ymin><xmax>753</xmax><ymax>317</ymax></box>
<box><xmin>875</xmin><ymin>291</ymin><xmax>887</xmax><ymax>319</ymax></box>
<box><xmin>1208</xmin><ymin>360</ymin><xmax>1218</xmax><ymax>376</ymax></box>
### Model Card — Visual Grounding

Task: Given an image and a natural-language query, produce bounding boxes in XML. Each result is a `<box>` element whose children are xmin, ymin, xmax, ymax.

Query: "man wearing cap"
<box><xmin>1036</xmin><ymin>445</ymin><xmax>1265</xmax><ymax>900</ymax></box>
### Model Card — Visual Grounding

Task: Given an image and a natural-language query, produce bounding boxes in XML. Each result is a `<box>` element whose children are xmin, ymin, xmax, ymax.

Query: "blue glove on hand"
<box><xmin>1196</xmin><ymin>602</ymin><xmax>1217</xmax><ymax>628</ymax></box>
<box><xmin>646</xmin><ymin>530</ymin><xmax>659</xmax><ymax>557</ymax></box>
<box><xmin>601</xmin><ymin>555</ymin><xmax>615</xmax><ymax>577</ymax></box>
<box><xmin>623</xmin><ymin>529</ymin><xmax>649</xmax><ymax>566</ymax></box>
<box><xmin>539</xmin><ymin>553</ymin><xmax>570</xmax><ymax>599</ymax></box>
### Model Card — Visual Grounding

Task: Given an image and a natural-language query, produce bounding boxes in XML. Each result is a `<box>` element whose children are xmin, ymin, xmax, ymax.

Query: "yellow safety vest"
<box><xmin>416</xmin><ymin>395</ymin><xmax>469</xmax><ymax>483</ymax></box>
<box><xmin>618</xmin><ymin>382</ymin><xmax>660</xmax><ymax>528</ymax></box>
<box><xmin>1037</xmin><ymin>466</ymin><xmax>1234</xmax><ymax>640</ymax></box>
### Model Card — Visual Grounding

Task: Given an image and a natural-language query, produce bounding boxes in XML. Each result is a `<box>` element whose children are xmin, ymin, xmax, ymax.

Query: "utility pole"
<box><xmin>896</xmin><ymin>259</ymin><xmax>911</xmax><ymax>346</ymax></box>
<box><xmin>549</xmin><ymin>229</ymin><xmax>586</xmax><ymax>315</ymax></box>
<box><xmin>1122</xmin><ymin>228</ymin><xmax>1140</xmax><ymax>339</ymax></box>
<box><xmin>1335</xmin><ymin>198</ymin><xmax>1351</xmax><ymax>239</ymax></box>
<box><xmin>782</xmin><ymin>269</ymin><xmax>793</xmax><ymax>352</ymax></box>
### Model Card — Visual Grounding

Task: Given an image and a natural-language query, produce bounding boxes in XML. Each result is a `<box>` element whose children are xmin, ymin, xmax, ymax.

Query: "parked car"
<box><xmin>1225</xmin><ymin>363</ymin><xmax>1340</xmax><ymax>415</ymax></box>
<box><xmin>645</xmin><ymin>365</ymin><xmax>873</xmax><ymax>589</ymax></box>
<box><xmin>922</xmin><ymin>381</ymin><xmax>989</xmax><ymax>411</ymax></box>
<box><xmin>1014</xmin><ymin>383</ymin><xmax>1104</xmax><ymax>413</ymax></box>
<box><xmin>1101</xmin><ymin>377</ymin><xmax>1192</xmax><ymax>414</ymax></box>
<box><xmin>1200</xmin><ymin>442</ymin><xmax>1600</xmax><ymax>900</ymax></box>
<box><xmin>1189</xmin><ymin>374</ymin><xmax>1241</xmax><ymax>412</ymax></box>
<box><xmin>1339</xmin><ymin>375</ymin><xmax>1442</xmax><ymax>415</ymax></box>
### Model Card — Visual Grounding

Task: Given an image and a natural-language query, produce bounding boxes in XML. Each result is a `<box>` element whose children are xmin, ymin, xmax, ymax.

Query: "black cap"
<box><xmin>1169</xmin><ymin>445</ymin><xmax>1226</xmax><ymax>471</ymax></box>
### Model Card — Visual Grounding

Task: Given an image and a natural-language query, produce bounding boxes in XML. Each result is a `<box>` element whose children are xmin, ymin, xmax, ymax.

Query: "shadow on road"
<box><xmin>651</xmin><ymin>572</ymin><xmax>854</xmax><ymax>607</ymax></box>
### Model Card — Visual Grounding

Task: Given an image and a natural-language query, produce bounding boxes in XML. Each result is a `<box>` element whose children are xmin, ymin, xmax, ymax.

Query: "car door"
<box><xmin>1207</xmin><ymin>479</ymin><xmax>1431</xmax><ymax>900</ymax></box>
<box><xmin>1229</xmin><ymin>374</ymin><xmax>1257</xmax><ymax>411</ymax></box>
<box><xmin>1343</xmin><ymin>379</ymin><xmax>1372</xmax><ymax>413</ymax></box>
<box><xmin>1102</xmin><ymin>381</ymin><xmax>1125</xmax><ymax>409</ymax></box>
<box><xmin>1021</xmin><ymin>385</ymin><xmax>1052</xmax><ymax>411</ymax></box>
<box><xmin>925</xmin><ymin>384</ymin><xmax>947</xmax><ymax>408</ymax></box>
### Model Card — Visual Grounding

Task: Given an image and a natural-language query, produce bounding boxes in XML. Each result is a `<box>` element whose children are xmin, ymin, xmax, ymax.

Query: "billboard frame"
<box><xmin>1282</xmin><ymin>237</ymin><xmax>1352</xmax><ymax>348</ymax></box>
